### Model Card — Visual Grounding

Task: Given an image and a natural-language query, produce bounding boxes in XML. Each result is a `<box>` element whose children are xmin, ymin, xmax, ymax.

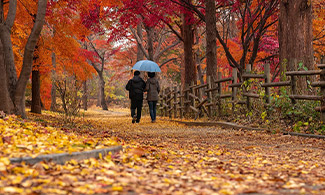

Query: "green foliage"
<box><xmin>264</xmin><ymin>86</ymin><xmax>323</xmax><ymax>134</ymax></box>
<box><xmin>293</xmin><ymin>121</ymin><xmax>309</xmax><ymax>132</ymax></box>
<box><xmin>298</xmin><ymin>61</ymin><xmax>308</xmax><ymax>71</ymax></box>
<box><xmin>269</xmin><ymin>87</ymin><xmax>319</xmax><ymax>120</ymax></box>
<box><xmin>261</xmin><ymin>111</ymin><xmax>267</xmax><ymax>120</ymax></box>
<box><xmin>281</xmin><ymin>59</ymin><xmax>288</xmax><ymax>81</ymax></box>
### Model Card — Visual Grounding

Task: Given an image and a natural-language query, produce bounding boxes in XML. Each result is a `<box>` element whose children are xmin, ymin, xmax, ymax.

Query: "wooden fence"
<box><xmin>158</xmin><ymin>64</ymin><xmax>325</xmax><ymax>123</ymax></box>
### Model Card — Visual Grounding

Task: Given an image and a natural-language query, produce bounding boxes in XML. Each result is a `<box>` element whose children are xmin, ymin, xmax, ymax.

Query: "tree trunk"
<box><xmin>14</xmin><ymin>0</ymin><xmax>48</xmax><ymax>118</ymax></box>
<box><xmin>205</xmin><ymin>0</ymin><xmax>217</xmax><ymax>78</ymax></box>
<box><xmin>50</xmin><ymin>52</ymin><xmax>57</xmax><ymax>111</ymax></box>
<box><xmin>31</xmin><ymin>69</ymin><xmax>41</xmax><ymax>113</ymax></box>
<box><xmin>0</xmin><ymin>40</ymin><xmax>13</xmax><ymax>113</ymax></box>
<box><xmin>97</xmin><ymin>77</ymin><xmax>101</xmax><ymax>107</ymax></box>
<box><xmin>279</xmin><ymin>0</ymin><xmax>314</xmax><ymax>92</ymax></box>
<box><xmin>59</xmin><ymin>81</ymin><xmax>68</xmax><ymax>114</ymax></box>
<box><xmin>82</xmin><ymin>81</ymin><xmax>88</xmax><ymax>111</ymax></box>
<box><xmin>180</xmin><ymin>53</ymin><xmax>185</xmax><ymax>87</ymax></box>
<box><xmin>194</xmin><ymin>30</ymin><xmax>204</xmax><ymax>84</ymax></box>
<box><xmin>31</xmin><ymin>43</ymin><xmax>41</xmax><ymax>114</ymax></box>
<box><xmin>99</xmin><ymin>74</ymin><xmax>108</xmax><ymax>110</ymax></box>
<box><xmin>0</xmin><ymin>1</ymin><xmax>15</xmax><ymax>113</ymax></box>
<box><xmin>136</xmin><ymin>22</ymin><xmax>144</xmax><ymax>61</ymax></box>
<box><xmin>0</xmin><ymin>0</ymin><xmax>17</xmax><ymax>101</ymax></box>
<box><xmin>144</xmin><ymin>24</ymin><xmax>154</xmax><ymax>60</ymax></box>
<box><xmin>182</xmin><ymin>1</ymin><xmax>196</xmax><ymax>86</ymax></box>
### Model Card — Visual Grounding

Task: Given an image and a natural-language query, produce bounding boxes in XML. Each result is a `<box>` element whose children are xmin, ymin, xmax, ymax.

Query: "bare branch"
<box><xmin>129</xmin><ymin>27</ymin><xmax>150</xmax><ymax>59</ymax></box>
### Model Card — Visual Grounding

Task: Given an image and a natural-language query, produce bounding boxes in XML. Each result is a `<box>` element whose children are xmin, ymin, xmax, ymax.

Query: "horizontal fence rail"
<box><xmin>158</xmin><ymin>64</ymin><xmax>325</xmax><ymax>123</ymax></box>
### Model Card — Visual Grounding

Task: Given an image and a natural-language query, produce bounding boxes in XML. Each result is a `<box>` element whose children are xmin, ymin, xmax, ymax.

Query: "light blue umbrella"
<box><xmin>132</xmin><ymin>60</ymin><xmax>161</xmax><ymax>72</ymax></box>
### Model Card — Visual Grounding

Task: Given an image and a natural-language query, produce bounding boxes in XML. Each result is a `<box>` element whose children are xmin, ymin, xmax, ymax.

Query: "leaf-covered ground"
<box><xmin>0</xmin><ymin>109</ymin><xmax>324</xmax><ymax>194</ymax></box>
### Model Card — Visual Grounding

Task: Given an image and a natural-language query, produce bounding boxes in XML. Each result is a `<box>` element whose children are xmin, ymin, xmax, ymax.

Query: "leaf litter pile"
<box><xmin>0</xmin><ymin>110</ymin><xmax>324</xmax><ymax>194</ymax></box>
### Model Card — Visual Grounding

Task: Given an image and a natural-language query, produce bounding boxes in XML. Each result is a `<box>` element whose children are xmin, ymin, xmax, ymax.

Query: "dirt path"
<box><xmin>80</xmin><ymin>110</ymin><xmax>324</xmax><ymax>195</ymax></box>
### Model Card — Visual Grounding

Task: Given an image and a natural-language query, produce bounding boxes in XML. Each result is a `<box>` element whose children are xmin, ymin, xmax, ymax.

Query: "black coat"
<box><xmin>126</xmin><ymin>75</ymin><xmax>146</xmax><ymax>100</ymax></box>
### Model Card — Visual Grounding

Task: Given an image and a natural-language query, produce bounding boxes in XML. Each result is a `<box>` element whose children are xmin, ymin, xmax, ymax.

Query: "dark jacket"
<box><xmin>145</xmin><ymin>77</ymin><xmax>160</xmax><ymax>101</ymax></box>
<box><xmin>126</xmin><ymin>75</ymin><xmax>146</xmax><ymax>100</ymax></box>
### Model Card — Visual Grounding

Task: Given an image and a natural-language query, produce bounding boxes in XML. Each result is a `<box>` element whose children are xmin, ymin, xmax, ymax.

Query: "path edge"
<box><xmin>168</xmin><ymin>119</ymin><xmax>266</xmax><ymax>131</ymax></box>
<box><xmin>10</xmin><ymin>145</ymin><xmax>123</xmax><ymax>165</ymax></box>
<box><xmin>167</xmin><ymin>119</ymin><xmax>325</xmax><ymax>139</ymax></box>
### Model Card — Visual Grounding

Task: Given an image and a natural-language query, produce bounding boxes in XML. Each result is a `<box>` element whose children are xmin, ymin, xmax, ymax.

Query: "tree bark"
<box><xmin>194</xmin><ymin>29</ymin><xmax>204</xmax><ymax>84</ymax></box>
<box><xmin>0</xmin><ymin>39</ymin><xmax>13</xmax><ymax>113</ymax></box>
<box><xmin>50</xmin><ymin>51</ymin><xmax>57</xmax><ymax>111</ymax></box>
<box><xmin>205</xmin><ymin>0</ymin><xmax>217</xmax><ymax>78</ymax></box>
<box><xmin>14</xmin><ymin>0</ymin><xmax>48</xmax><ymax>118</ymax></box>
<box><xmin>144</xmin><ymin>24</ymin><xmax>154</xmax><ymax>61</ymax></box>
<box><xmin>279</xmin><ymin>0</ymin><xmax>314</xmax><ymax>92</ymax></box>
<box><xmin>0</xmin><ymin>0</ymin><xmax>17</xmax><ymax>100</ymax></box>
<box><xmin>31</xmin><ymin>69</ymin><xmax>41</xmax><ymax>114</ymax></box>
<box><xmin>182</xmin><ymin>0</ymin><xmax>196</xmax><ymax>86</ymax></box>
<box><xmin>82</xmin><ymin>81</ymin><xmax>88</xmax><ymax>111</ymax></box>
<box><xmin>136</xmin><ymin>23</ymin><xmax>144</xmax><ymax>61</ymax></box>
<box><xmin>98</xmin><ymin>73</ymin><xmax>108</xmax><ymax>110</ymax></box>
<box><xmin>31</xmin><ymin>43</ymin><xmax>41</xmax><ymax>114</ymax></box>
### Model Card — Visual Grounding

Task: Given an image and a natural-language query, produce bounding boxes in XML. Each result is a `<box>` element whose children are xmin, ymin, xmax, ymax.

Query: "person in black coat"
<box><xmin>125</xmin><ymin>71</ymin><xmax>146</xmax><ymax>123</ymax></box>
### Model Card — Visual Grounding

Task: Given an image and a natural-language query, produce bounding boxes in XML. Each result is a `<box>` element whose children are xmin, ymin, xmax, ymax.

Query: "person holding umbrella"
<box><xmin>130</xmin><ymin>60</ymin><xmax>161</xmax><ymax>123</ymax></box>
<box><xmin>125</xmin><ymin>70</ymin><xmax>146</xmax><ymax>123</ymax></box>
<box><xmin>145</xmin><ymin>72</ymin><xmax>160</xmax><ymax>123</ymax></box>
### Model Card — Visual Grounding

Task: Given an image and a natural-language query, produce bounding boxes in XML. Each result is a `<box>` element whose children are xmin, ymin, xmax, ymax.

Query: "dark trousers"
<box><xmin>148</xmin><ymin>101</ymin><xmax>157</xmax><ymax>121</ymax></box>
<box><xmin>131</xmin><ymin>99</ymin><xmax>143</xmax><ymax>122</ymax></box>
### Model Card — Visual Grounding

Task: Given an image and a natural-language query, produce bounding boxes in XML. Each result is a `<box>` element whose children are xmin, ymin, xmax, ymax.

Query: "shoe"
<box><xmin>132</xmin><ymin>115</ymin><xmax>137</xmax><ymax>123</ymax></box>
<box><xmin>151</xmin><ymin>120</ymin><xmax>156</xmax><ymax>123</ymax></box>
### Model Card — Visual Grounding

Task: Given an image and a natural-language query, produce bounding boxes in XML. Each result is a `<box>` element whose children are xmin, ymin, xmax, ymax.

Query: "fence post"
<box><xmin>289</xmin><ymin>59</ymin><xmax>297</xmax><ymax>104</ymax></box>
<box><xmin>180</xmin><ymin>86</ymin><xmax>183</xmax><ymax>119</ymax></box>
<box><xmin>319</xmin><ymin>65</ymin><xmax>325</xmax><ymax>123</ymax></box>
<box><xmin>173</xmin><ymin>86</ymin><xmax>177</xmax><ymax>118</ymax></box>
<box><xmin>160</xmin><ymin>90</ymin><xmax>164</xmax><ymax>117</ymax></box>
<box><xmin>191</xmin><ymin>81</ymin><xmax>196</xmax><ymax>118</ymax></box>
<box><xmin>264</xmin><ymin>63</ymin><xmax>271</xmax><ymax>105</ymax></box>
<box><xmin>168</xmin><ymin>87</ymin><xmax>172</xmax><ymax>118</ymax></box>
<box><xmin>217</xmin><ymin>72</ymin><xmax>222</xmax><ymax>116</ymax></box>
<box><xmin>164</xmin><ymin>88</ymin><xmax>168</xmax><ymax>117</ymax></box>
<box><xmin>245</xmin><ymin>64</ymin><xmax>252</xmax><ymax>110</ymax></box>
<box><xmin>185</xmin><ymin>83</ymin><xmax>189</xmax><ymax>118</ymax></box>
<box><xmin>232</xmin><ymin>69</ymin><xmax>238</xmax><ymax>113</ymax></box>
<box><xmin>207</xmin><ymin>76</ymin><xmax>212</xmax><ymax>117</ymax></box>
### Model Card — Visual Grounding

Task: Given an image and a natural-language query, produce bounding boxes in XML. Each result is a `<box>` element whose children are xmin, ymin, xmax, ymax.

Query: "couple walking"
<box><xmin>125</xmin><ymin>70</ymin><xmax>160</xmax><ymax>123</ymax></box>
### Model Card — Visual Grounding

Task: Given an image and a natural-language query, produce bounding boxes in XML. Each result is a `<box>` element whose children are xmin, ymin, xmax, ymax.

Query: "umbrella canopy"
<box><xmin>132</xmin><ymin>60</ymin><xmax>161</xmax><ymax>72</ymax></box>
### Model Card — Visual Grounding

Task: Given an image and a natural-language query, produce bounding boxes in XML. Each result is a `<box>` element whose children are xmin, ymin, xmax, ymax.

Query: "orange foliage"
<box><xmin>9</xmin><ymin>0</ymin><xmax>98</xmax><ymax>109</ymax></box>
<box><xmin>313</xmin><ymin>0</ymin><xmax>325</xmax><ymax>61</ymax></box>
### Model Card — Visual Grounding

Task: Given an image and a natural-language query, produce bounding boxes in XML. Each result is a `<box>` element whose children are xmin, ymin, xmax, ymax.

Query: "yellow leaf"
<box><xmin>69</xmin><ymin>159</ymin><xmax>78</xmax><ymax>165</ymax></box>
<box><xmin>42</xmin><ymin>188</ymin><xmax>67</xmax><ymax>194</ymax></box>
<box><xmin>11</xmin><ymin>175</ymin><xmax>23</xmax><ymax>184</ymax></box>
<box><xmin>27</xmin><ymin>145</ymin><xmax>33</xmax><ymax>150</ymax></box>
<box><xmin>0</xmin><ymin>157</ymin><xmax>10</xmax><ymax>165</ymax></box>
<box><xmin>0</xmin><ymin>162</ymin><xmax>7</xmax><ymax>171</ymax></box>
<box><xmin>0</xmin><ymin>157</ymin><xmax>10</xmax><ymax>171</ymax></box>
<box><xmin>112</xmin><ymin>186</ymin><xmax>123</xmax><ymax>191</ymax></box>
<box><xmin>3</xmin><ymin>187</ymin><xmax>24</xmax><ymax>193</ymax></box>
<box><xmin>218</xmin><ymin>189</ymin><xmax>233</xmax><ymax>195</ymax></box>
<box><xmin>262</xmin><ymin>160</ymin><xmax>270</xmax><ymax>164</ymax></box>
<box><xmin>99</xmin><ymin>153</ymin><xmax>103</xmax><ymax>160</ymax></box>
<box><xmin>21</xmin><ymin>180</ymin><xmax>33</xmax><ymax>188</ymax></box>
<box><xmin>42</xmin><ymin>163</ymin><xmax>49</xmax><ymax>170</ymax></box>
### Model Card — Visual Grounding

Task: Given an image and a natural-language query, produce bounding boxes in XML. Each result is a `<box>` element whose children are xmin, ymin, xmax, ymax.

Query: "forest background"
<box><xmin>0</xmin><ymin>0</ymin><xmax>324</xmax><ymax>129</ymax></box>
